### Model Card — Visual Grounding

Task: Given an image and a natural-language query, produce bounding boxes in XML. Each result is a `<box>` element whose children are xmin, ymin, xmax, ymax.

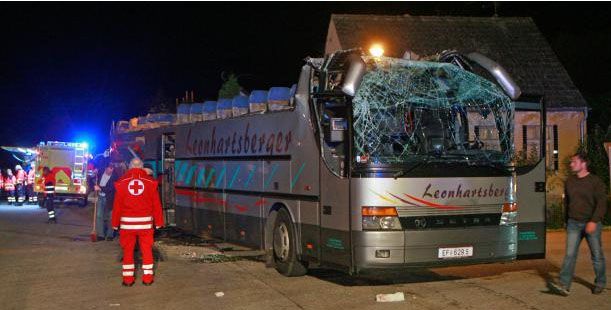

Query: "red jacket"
<box><xmin>112</xmin><ymin>168</ymin><xmax>164</xmax><ymax>229</ymax></box>
<box><xmin>43</xmin><ymin>174</ymin><xmax>56</xmax><ymax>197</ymax></box>
<box><xmin>16</xmin><ymin>170</ymin><xmax>26</xmax><ymax>185</ymax></box>
<box><xmin>4</xmin><ymin>175</ymin><xmax>15</xmax><ymax>191</ymax></box>
<box><xmin>27</xmin><ymin>169</ymin><xmax>35</xmax><ymax>185</ymax></box>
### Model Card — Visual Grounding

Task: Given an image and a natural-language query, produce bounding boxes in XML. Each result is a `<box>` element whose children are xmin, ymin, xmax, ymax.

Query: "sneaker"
<box><xmin>549</xmin><ymin>282</ymin><xmax>570</xmax><ymax>296</ymax></box>
<box><xmin>592</xmin><ymin>286</ymin><xmax>605</xmax><ymax>295</ymax></box>
<box><xmin>105</xmin><ymin>237</ymin><xmax>114</xmax><ymax>241</ymax></box>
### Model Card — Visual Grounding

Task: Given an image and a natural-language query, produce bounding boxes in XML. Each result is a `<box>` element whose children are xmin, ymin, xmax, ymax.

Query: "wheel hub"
<box><xmin>273</xmin><ymin>222</ymin><xmax>290</xmax><ymax>261</ymax></box>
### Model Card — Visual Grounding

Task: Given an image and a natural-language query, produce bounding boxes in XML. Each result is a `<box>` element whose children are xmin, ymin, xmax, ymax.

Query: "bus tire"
<box><xmin>272</xmin><ymin>208</ymin><xmax>307</xmax><ymax>277</ymax></box>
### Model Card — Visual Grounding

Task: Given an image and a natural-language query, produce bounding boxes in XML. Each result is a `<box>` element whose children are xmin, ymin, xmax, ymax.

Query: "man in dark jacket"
<box><xmin>94</xmin><ymin>163</ymin><xmax>117</xmax><ymax>241</ymax></box>
<box><xmin>551</xmin><ymin>152</ymin><xmax>607</xmax><ymax>296</ymax></box>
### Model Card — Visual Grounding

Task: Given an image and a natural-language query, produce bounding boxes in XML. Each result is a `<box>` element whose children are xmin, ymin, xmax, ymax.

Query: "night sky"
<box><xmin>1</xmin><ymin>2</ymin><xmax>610</xmax><ymax>166</ymax></box>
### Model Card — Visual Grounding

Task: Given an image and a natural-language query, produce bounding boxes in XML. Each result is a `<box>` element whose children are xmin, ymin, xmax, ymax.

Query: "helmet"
<box><xmin>15</xmin><ymin>165</ymin><xmax>22</xmax><ymax>170</ymax></box>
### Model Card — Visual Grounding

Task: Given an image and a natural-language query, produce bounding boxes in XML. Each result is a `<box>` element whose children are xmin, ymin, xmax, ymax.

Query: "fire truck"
<box><xmin>34</xmin><ymin>141</ymin><xmax>90</xmax><ymax>206</ymax></box>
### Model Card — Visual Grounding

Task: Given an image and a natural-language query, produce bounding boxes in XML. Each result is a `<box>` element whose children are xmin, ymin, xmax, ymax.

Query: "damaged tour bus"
<box><xmin>112</xmin><ymin>48</ymin><xmax>546</xmax><ymax>276</ymax></box>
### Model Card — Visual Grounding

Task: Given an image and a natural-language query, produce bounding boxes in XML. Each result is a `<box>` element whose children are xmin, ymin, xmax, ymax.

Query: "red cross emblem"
<box><xmin>128</xmin><ymin>179</ymin><xmax>144</xmax><ymax>196</ymax></box>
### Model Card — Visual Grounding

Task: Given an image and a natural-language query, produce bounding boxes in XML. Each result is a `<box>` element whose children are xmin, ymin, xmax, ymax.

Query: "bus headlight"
<box><xmin>362</xmin><ymin>207</ymin><xmax>402</xmax><ymax>230</ymax></box>
<box><xmin>500</xmin><ymin>202</ymin><xmax>518</xmax><ymax>225</ymax></box>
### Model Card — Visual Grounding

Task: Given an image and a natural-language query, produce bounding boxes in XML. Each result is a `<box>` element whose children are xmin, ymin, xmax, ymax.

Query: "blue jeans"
<box><xmin>559</xmin><ymin>218</ymin><xmax>606</xmax><ymax>289</ymax></box>
<box><xmin>95</xmin><ymin>195</ymin><xmax>114</xmax><ymax>238</ymax></box>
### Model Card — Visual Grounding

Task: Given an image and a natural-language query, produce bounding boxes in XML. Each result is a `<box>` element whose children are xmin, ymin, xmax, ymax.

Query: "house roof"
<box><xmin>328</xmin><ymin>14</ymin><xmax>587</xmax><ymax>109</ymax></box>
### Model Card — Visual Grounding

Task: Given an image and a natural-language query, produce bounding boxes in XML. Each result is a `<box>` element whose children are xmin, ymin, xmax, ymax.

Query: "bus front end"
<box><xmin>352</xmin><ymin>175</ymin><xmax>517</xmax><ymax>269</ymax></box>
<box><xmin>346</xmin><ymin>52</ymin><xmax>518</xmax><ymax>270</ymax></box>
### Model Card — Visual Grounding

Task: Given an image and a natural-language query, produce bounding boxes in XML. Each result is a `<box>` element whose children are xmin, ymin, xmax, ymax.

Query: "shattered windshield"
<box><xmin>352</xmin><ymin>57</ymin><xmax>514</xmax><ymax>166</ymax></box>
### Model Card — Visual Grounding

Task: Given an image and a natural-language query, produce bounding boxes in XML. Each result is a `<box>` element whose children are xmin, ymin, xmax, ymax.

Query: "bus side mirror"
<box><xmin>341</xmin><ymin>55</ymin><xmax>366</xmax><ymax>97</ymax></box>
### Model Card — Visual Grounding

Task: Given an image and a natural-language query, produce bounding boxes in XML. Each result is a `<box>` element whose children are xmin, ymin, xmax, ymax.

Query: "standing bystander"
<box><xmin>95</xmin><ymin>163</ymin><xmax>117</xmax><ymax>241</ymax></box>
<box><xmin>551</xmin><ymin>153</ymin><xmax>608</xmax><ymax>295</ymax></box>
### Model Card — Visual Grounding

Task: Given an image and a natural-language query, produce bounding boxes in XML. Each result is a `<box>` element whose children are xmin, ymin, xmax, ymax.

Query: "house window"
<box><xmin>522</xmin><ymin>125</ymin><xmax>559</xmax><ymax>171</ymax></box>
<box><xmin>552</xmin><ymin>125</ymin><xmax>559</xmax><ymax>171</ymax></box>
<box><xmin>474</xmin><ymin>125</ymin><xmax>501</xmax><ymax>152</ymax></box>
<box><xmin>522</xmin><ymin>125</ymin><xmax>542</xmax><ymax>163</ymax></box>
<box><xmin>521</xmin><ymin>125</ymin><xmax>558</xmax><ymax>170</ymax></box>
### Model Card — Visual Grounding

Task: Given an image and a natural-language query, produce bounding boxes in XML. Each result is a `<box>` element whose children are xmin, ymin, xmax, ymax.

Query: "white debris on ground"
<box><xmin>375</xmin><ymin>292</ymin><xmax>405</xmax><ymax>302</ymax></box>
<box><xmin>156</xmin><ymin>240</ymin><xmax>220</xmax><ymax>258</ymax></box>
<box><xmin>155</xmin><ymin>240</ymin><xmax>243</xmax><ymax>263</ymax></box>
<box><xmin>214</xmin><ymin>292</ymin><xmax>225</xmax><ymax>298</ymax></box>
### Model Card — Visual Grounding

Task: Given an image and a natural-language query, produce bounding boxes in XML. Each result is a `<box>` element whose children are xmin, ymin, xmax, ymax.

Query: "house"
<box><xmin>325</xmin><ymin>14</ymin><xmax>589</xmax><ymax>203</ymax></box>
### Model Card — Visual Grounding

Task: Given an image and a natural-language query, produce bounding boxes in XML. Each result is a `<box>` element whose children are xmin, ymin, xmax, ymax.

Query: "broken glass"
<box><xmin>352</xmin><ymin>57</ymin><xmax>514</xmax><ymax>166</ymax></box>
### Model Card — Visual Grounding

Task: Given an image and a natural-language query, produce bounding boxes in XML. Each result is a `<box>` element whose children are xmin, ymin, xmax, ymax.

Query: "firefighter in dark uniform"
<box><xmin>42</xmin><ymin>167</ymin><xmax>57</xmax><ymax>223</ymax></box>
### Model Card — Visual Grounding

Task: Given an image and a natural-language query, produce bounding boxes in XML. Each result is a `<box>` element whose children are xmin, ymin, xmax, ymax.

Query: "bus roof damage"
<box><xmin>311</xmin><ymin>49</ymin><xmax>517</xmax><ymax>166</ymax></box>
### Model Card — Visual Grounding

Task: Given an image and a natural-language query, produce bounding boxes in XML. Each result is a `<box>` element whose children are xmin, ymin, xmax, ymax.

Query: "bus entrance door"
<box><xmin>515</xmin><ymin>99</ymin><xmax>546</xmax><ymax>258</ymax></box>
<box><xmin>162</xmin><ymin>133</ymin><xmax>176</xmax><ymax>226</ymax></box>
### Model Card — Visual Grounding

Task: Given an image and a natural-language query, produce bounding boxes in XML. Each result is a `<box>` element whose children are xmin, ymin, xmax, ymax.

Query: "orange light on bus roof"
<box><xmin>369</xmin><ymin>44</ymin><xmax>384</xmax><ymax>57</ymax></box>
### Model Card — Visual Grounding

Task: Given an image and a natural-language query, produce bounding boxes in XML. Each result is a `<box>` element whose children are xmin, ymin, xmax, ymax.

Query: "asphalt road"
<box><xmin>0</xmin><ymin>202</ymin><xmax>608</xmax><ymax>310</ymax></box>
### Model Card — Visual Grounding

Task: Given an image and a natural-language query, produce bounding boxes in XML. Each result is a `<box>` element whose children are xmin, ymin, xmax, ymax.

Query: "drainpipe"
<box><xmin>581</xmin><ymin>107</ymin><xmax>589</xmax><ymax>143</ymax></box>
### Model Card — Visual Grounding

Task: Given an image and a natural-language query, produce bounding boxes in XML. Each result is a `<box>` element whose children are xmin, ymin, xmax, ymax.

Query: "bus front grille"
<box><xmin>399</xmin><ymin>213</ymin><xmax>501</xmax><ymax>230</ymax></box>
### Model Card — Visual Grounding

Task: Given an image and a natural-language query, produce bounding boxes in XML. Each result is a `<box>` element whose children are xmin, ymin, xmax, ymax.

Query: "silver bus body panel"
<box><xmin>350</xmin><ymin>177</ymin><xmax>511</xmax><ymax>230</ymax></box>
<box><xmin>515</xmin><ymin>161</ymin><xmax>546</xmax><ymax>257</ymax></box>
<box><xmin>171</xmin><ymin>66</ymin><xmax>322</xmax><ymax>250</ymax></box>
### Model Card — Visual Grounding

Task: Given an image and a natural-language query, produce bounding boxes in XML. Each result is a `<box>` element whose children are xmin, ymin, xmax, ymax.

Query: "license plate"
<box><xmin>438</xmin><ymin>246</ymin><xmax>473</xmax><ymax>259</ymax></box>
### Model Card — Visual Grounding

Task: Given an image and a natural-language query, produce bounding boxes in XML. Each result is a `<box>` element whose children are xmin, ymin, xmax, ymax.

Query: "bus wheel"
<box><xmin>272</xmin><ymin>209</ymin><xmax>307</xmax><ymax>277</ymax></box>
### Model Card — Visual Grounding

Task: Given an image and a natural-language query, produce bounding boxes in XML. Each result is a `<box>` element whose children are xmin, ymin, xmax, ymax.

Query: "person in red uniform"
<box><xmin>26</xmin><ymin>163</ymin><xmax>37</xmax><ymax>204</ymax></box>
<box><xmin>42</xmin><ymin>167</ymin><xmax>57</xmax><ymax>223</ymax></box>
<box><xmin>4</xmin><ymin>169</ymin><xmax>16</xmax><ymax>204</ymax></box>
<box><xmin>112</xmin><ymin>158</ymin><xmax>163</xmax><ymax>286</ymax></box>
<box><xmin>15</xmin><ymin>165</ymin><xmax>26</xmax><ymax>206</ymax></box>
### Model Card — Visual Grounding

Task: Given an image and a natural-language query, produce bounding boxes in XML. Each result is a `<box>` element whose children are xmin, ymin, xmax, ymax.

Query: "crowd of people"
<box><xmin>1</xmin><ymin>163</ymin><xmax>37</xmax><ymax>205</ymax></box>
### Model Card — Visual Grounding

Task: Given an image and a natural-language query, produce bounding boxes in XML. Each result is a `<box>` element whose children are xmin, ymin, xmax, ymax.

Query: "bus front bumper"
<box><xmin>353</xmin><ymin>225</ymin><xmax>517</xmax><ymax>270</ymax></box>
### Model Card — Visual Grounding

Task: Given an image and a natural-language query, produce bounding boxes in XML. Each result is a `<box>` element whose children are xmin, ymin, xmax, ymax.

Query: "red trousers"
<box><xmin>119</xmin><ymin>229</ymin><xmax>155</xmax><ymax>283</ymax></box>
